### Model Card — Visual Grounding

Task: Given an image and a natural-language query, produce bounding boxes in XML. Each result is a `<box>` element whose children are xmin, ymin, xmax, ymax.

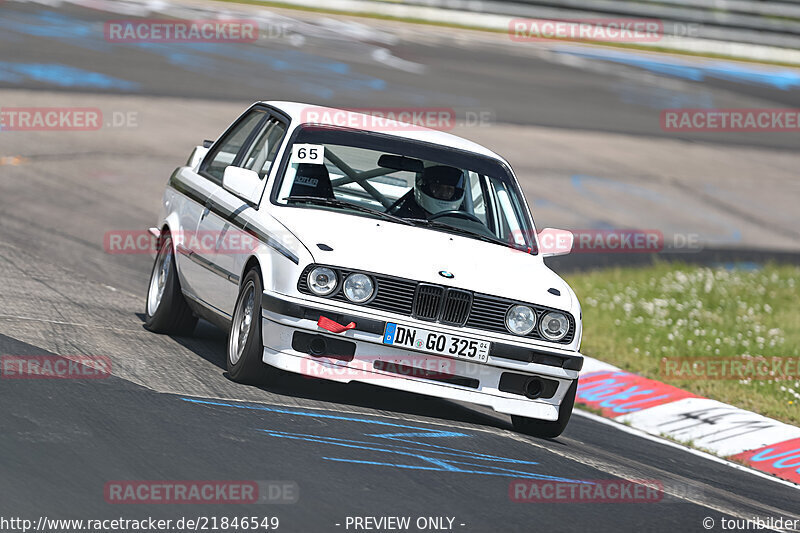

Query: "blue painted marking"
<box><xmin>130</xmin><ymin>42</ymin><xmax>386</xmax><ymax>98</ymax></box>
<box><xmin>261</xmin><ymin>430</ymin><xmax>533</xmax><ymax>465</ymax></box>
<box><xmin>182</xmin><ymin>397</ymin><xmax>589</xmax><ymax>482</ymax></box>
<box><xmin>322</xmin><ymin>458</ymin><xmax>461</xmax><ymax>472</ymax></box>
<box><xmin>181</xmin><ymin>397</ymin><xmax>457</xmax><ymax>432</ymax></box>
<box><xmin>0</xmin><ymin>9</ymin><xmax>383</xmax><ymax>98</ymax></box>
<box><xmin>0</xmin><ymin>62</ymin><xmax>138</xmax><ymax>90</ymax></box>
<box><xmin>553</xmin><ymin>47</ymin><xmax>800</xmax><ymax>91</ymax></box>
<box><xmin>383</xmin><ymin>322</ymin><xmax>397</xmax><ymax>344</ymax></box>
<box><xmin>712</xmin><ymin>262</ymin><xmax>762</xmax><ymax>272</ymax></box>
<box><xmin>369</xmin><ymin>431</ymin><xmax>465</xmax><ymax>439</ymax></box>
<box><xmin>321</xmin><ymin>457</ymin><xmax>580</xmax><ymax>479</ymax></box>
<box><xmin>252</xmin><ymin>429</ymin><xmax>539</xmax><ymax>465</ymax></box>
<box><xmin>749</xmin><ymin>447</ymin><xmax>800</xmax><ymax>469</ymax></box>
<box><xmin>0</xmin><ymin>10</ymin><xmax>93</xmax><ymax>41</ymax></box>
<box><xmin>255</xmin><ymin>429</ymin><xmax>538</xmax><ymax>465</ymax></box>
<box><xmin>0</xmin><ymin>10</ymin><xmax>114</xmax><ymax>54</ymax></box>
<box><xmin>259</xmin><ymin>430</ymin><xmax>585</xmax><ymax>480</ymax></box>
<box><xmin>577</xmin><ymin>378</ymin><xmax>670</xmax><ymax>414</ymax></box>
<box><xmin>0</xmin><ymin>8</ymin><xmax>474</xmax><ymax>103</ymax></box>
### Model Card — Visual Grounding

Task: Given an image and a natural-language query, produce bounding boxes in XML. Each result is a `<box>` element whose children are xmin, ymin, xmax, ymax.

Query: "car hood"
<box><xmin>275</xmin><ymin>207</ymin><xmax>573</xmax><ymax>311</ymax></box>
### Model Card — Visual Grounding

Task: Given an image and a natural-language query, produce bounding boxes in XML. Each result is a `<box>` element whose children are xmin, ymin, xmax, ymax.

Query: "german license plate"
<box><xmin>382</xmin><ymin>323</ymin><xmax>489</xmax><ymax>363</ymax></box>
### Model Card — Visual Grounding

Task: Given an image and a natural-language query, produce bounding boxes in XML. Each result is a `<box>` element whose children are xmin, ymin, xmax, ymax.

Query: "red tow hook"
<box><xmin>317</xmin><ymin>316</ymin><xmax>356</xmax><ymax>334</ymax></box>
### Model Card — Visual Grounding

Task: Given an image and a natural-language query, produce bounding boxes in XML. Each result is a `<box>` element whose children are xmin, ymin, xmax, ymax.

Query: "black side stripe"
<box><xmin>176</xmin><ymin>245</ymin><xmax>240</xmax><ymax>284</ymax></box>
<box><xmin>243</xmin><ymin>226</ymin><xmax>300</xmax><ymax>265</ymax></box>
<box><xmin>168</xmin><ymin>173</ymin><xmax>300</xmax><ymax>265</ymax></box>
<box><xmin>168</xmin><ymin>171</ymin><xmax>206</xmax><ymax>206</ymax></box>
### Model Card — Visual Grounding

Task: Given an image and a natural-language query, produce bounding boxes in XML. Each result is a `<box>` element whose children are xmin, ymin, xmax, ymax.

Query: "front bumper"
<box><xmin>260</xmin><ymin>289</ymin><xmax>583</xmax><ymax>421</ymax></box>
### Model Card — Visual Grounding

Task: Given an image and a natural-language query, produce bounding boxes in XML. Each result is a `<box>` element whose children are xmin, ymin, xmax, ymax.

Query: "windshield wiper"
<box><xmin>285</xmin><ymin>196</ymin><xmax>414</xmax><ymax>226</ymax></box>
<box><xmin>407</xmin><ymin>218</ymin><xmax>519</xmax><ymax>249</ymax></box>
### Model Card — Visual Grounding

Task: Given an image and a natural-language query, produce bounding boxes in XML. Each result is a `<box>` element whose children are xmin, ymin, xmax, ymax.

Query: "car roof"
<box><xmin>263</xmin><ymin>101</ymin><xmax>506</xmax><ymax>163</ymax></box>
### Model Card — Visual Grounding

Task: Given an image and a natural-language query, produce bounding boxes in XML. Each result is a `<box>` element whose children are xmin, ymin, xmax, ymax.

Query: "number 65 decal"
<box><xmin>291</xmin><ymin>143</ymin><xmax>325</xmax><ymax>165</ymax></box>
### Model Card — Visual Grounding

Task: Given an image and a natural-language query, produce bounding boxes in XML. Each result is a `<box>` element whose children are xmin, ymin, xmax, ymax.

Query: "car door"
<box><xmin>192</xmin><ymin>112</ymin><xmax>288</xmax><ymax>317</ymax></box>
<box><xmin>177</xmin><ymin>107</ymin><xmax>269</xmax><ymax>317</ymax></box>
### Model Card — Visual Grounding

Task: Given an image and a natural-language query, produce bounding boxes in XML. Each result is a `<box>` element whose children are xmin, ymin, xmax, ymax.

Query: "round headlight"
<box><xmin>308</xmin><ymin>267</ymin><xmax>337</xmax><ymax>296</ymax></box>
<box><xmin>343</xmin><ymin>273</ymin><xmax>374</xmax><ymax>303</ymax></box>
<box><xmin>505</xmin><ymin>305</ymin><xmax>536</xmax><ymax>336</ymax></box>
<box><xmin>540</xmin><ymin>311</ymin><xmax>569</xmax><ymax>341</ymax></box>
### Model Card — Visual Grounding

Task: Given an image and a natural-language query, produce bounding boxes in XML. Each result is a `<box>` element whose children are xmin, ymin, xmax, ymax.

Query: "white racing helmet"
<box><xmin>414</xmin><ymin>165</ymin><xmax>466</xmax><ymax>214</ymax></box>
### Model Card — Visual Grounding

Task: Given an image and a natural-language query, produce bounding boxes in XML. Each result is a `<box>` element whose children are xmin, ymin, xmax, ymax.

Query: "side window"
<box><xmin>242</xmin><ymin>118</ymin><xmax>288</xmax><ymax>179</ymax></box>
<box><xmin>201</xmin><ymin>109</ymin><xmax>266</xmax><ymax>184</ymax></box>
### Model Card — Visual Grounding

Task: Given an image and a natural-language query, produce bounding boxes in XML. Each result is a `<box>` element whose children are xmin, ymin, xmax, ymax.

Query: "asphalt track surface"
<box><xmin>1</xmin><ymin>1</ymin><xmax>800</xmax><ymax>532</ymax></box>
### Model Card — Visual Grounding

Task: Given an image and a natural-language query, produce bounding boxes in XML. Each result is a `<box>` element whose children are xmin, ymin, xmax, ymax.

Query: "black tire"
<box><xmin>144</xmin><ymin>232</ymin><xmax>197</xmax><ymax>335</ymax></box>
<box><xmin>226</xmin><ymin>268</ymin><xmax>273</xmax><ymax>385</ymax></box>
<box><xmin>512</xmin><ymin>379</ymin><xmax>577</xmax><ymax>439</ymax></box>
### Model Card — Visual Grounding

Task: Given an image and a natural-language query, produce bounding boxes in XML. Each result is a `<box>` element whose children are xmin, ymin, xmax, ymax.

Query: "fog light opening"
<box><xmin>524</xmin><ymin>378</ymin><xmax>544</xmax><ymax>399</ymax></box>
<box><xmin>309</xmin><ymin>336</ymin><xmax>327</xmax><ymax>356</ymax></box>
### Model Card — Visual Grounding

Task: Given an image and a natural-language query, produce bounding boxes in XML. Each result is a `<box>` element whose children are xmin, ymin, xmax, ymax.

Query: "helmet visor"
<box><xmin>419</xmin><ymin>167</ymin><xmax>465</xmax><ymax>201</ymax></box>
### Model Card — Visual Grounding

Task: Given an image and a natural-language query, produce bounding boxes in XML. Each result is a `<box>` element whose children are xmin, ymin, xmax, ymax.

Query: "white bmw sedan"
<box><xmin>145</xmin><ymin>101</ymin><xmax>583</xmax><ymax>438</ymax></box>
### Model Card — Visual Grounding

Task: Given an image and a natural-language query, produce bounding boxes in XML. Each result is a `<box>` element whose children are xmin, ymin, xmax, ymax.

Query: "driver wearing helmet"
<box><xmin>390</xmin><ymin>165</ymin><xmax>466</xmax><ymax>219</ymax></box>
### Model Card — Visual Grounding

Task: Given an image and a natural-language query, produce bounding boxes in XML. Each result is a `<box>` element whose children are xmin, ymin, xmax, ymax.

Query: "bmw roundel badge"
<box><xmin>438</xmin><ymin>270</ymin><xmax>455</xmax><ymax>279</ymax></box>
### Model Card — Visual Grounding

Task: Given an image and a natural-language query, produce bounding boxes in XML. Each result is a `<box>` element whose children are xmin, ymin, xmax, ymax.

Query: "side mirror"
<box><xmin>538</xmin><ymin>228</ymin><xmax>574</xmax><ymax>257</ymax></box>
<box><xmin>223</xmin><ymin>166</ymin><xmax>262</xmax><ymax>205</ymax></box>
<box><xmin>186</xmin><ymin>145</ymin><xmax>209</xmax><ymax>170</ymax></box>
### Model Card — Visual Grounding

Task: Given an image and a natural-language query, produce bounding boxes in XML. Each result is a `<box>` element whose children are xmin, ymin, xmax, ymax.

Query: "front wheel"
<box><xmin>512</xmin><ymin>379</ymin><xmax>577</xmax><ymax>439</ymax></box>
<box><xmin>144</xmin><ymin>232</ymin><xmax>197</xmax><ymax>335</ymax></box>
<box><xmin>227</xmin><ymin>268</ymin><xmax>273</xmax><ymax>385</ymax></box>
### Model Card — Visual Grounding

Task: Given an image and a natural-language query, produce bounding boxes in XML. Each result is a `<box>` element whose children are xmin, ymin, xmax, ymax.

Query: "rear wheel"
<box><xmin>512</xmin><ymin>379</ymin><xmax>577</xmax><ymax>439</ymax></box>
<box><xmin>227</xmin><ymin>268</ymin><xmax>273</xmax><ymax>385</ymax></box>
<box><xmin>144</xmin><ymin>232</ymin><xmax>197</xmax><ymax>335</ymax></box>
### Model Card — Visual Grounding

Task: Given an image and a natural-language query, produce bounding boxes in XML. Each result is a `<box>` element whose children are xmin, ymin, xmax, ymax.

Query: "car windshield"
<box><xmin>274</xmin><ymin>126</ymin><xmax>535</xmax><ymax>252</ymax></box>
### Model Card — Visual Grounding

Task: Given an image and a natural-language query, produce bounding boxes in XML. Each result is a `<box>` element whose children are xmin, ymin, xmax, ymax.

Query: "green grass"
<box><xmin>567</xmin><ymin>262</ymin><xmax>800</xmax><ymax>426</ymax></box>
